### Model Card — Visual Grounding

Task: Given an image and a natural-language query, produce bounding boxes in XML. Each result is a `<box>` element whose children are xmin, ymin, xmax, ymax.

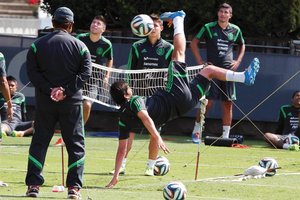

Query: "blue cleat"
<box><xmin>244</xmin><ymin>57</ymin><xmax>260</xmax><ymax>85</ymax></box>
<box><xmin>160</xmin><ymin>10</ymin><xmax>186</xmax><ymax>21</ymax></box>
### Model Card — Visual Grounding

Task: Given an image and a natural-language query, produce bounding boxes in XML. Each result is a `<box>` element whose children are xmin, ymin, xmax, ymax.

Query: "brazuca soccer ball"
<box><xmin>163</xmin><ymin>181</ymin><xmax>187</xmax><ymax>200</ymax></box>
<box><xmin>154</xmin><ymin>155</ymin><xmax>170</xmax><ymax>176</ymax></box>
<box><xmin>130</xmin><ymin>14</ymin><xmax>154</xmax><ymax>37</ymax></box>
<box><xmin>258</xmin><ymin>157</ymin><xmax>279</xmax><ymax>176</ymax></box>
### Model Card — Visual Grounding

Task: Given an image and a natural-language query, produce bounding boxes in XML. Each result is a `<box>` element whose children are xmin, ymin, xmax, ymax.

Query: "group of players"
<box><xmin>0</xmin><ymin>3</ymin><xmax>298</xmax><ymax>199</ymax></box>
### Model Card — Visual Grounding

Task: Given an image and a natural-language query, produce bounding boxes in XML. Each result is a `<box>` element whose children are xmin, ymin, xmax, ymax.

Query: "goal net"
<box><xmin>83</xmin><ymin>63</ymin><xmax>204</xmax><ymax>109</ymax></box>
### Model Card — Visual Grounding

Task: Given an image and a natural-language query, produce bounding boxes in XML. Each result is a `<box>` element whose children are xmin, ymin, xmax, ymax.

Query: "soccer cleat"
<box><xmin>144</xmin><ymin>166</ymin><xmax>154</xmax><ymax>176</ymax></box>
<box><xmin>1</xmin><ymin>131</ymin><xmax>7</xmax><ymax>137</ymax></box>
<box><xmin>11</xmin><ymin>131</ymin><xmax>23</xmax><ymax>137</ymax></box>
<box><xmin>109</xmin><ymin>167</ymin><xmax>126</xmax><ymax>175</ymax></box>
<box><xmin>26</xmin><ymin>185</ymin><xmax>39</xmax><ymax>198</ymax></box>
<box><xmin>192</xmin><ymin>132</ymin><xmax>200</xmax><ymax>144</ymax></box>
<box><xmin>67</xmin><ymin>187</ymin><xmax>81</xmax><ymax>199</ymax></box>
<box><xmin>244</xmin><ymin>57</ymin><xmax>260</xmax><ymax>85</ymax></box>
<box><xmin>288</xmin><ymin>144</ymin><xmax>299</xmax><ymax>151</ymax></box>
<box><xmin>160</xmin><ymin>10</ymin><xmax>186</xmax><ymax>26</ymax></box>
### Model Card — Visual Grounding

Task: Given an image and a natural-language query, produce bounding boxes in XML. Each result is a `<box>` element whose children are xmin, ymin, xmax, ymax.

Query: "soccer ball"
<box><xmin>130</xmin><ymin>14</ymin><xmax>154</xmax><ymax>37</ymax></box>
<box><xmin>154</xmin><ymin>155</ymin><xmax>170</xmax><ymax>176</ymax></box>
<box><xmin>284</xmin><ymin>134</ymin><xmax>299</xmax><ymax>145</ymax></box>
<box><xmin>258</xmin><ymin>157</ymin><xmax>279</xmax><ymax>177</ymax></box>
<box><xmin>163</xmin><ymin>181</ymin><xmax>187</xmax><ymax>200</ymax></box>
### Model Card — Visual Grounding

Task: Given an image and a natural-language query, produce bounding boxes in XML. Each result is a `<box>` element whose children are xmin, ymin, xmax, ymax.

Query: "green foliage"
<box><xmin>42</xmin><ymin>0</ymin><xmax>300</xmax><ymax>38</ymax></box>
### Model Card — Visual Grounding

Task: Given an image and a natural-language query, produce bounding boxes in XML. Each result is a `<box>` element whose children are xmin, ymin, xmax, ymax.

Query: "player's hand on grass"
<box><xmin>105</xmin><ymin>177</ymin><xmax>118</xmax><ymax>189</ymax></box>
<box><xmin>159</xmin><ymin>138</ymin><xmax>170</xmax><ymax>154</ymax></box>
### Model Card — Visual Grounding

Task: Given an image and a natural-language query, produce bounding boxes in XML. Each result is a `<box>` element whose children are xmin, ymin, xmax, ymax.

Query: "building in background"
<box><xmin>0</xmin><ymin>0</ymin><xmax>51</xmax><ymax>36</ymax></box>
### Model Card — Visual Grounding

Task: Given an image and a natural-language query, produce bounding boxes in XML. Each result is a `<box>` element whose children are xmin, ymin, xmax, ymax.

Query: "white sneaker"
<box><xmin>109</xmin><ymin>167</ymin><xmax>126</xmax><ymax>175</ymax></box>
<box><xmin>144</xmin><ymin>166</ymin><xmax>154</xmax><ymax>176</ymax></box>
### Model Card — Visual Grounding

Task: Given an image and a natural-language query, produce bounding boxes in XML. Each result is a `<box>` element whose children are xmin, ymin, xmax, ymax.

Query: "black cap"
<box><xmin>53</xmin><ymin>7</ymin><xmax>74</xmax><ymax>23</ymax></box>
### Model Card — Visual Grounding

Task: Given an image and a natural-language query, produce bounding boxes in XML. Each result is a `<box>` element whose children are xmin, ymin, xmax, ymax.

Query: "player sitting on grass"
<box><xmin>0</xmin><ymin>75</ymin><xmax>34</xmax><ymax>137</ymax></box>
<box><xmin>264</xmin><ymin>90</ymin><xmax>300</xmax><ymax>150</ymax></box>
<box><xmin>106</xmin><ymin>10</ymin><xmax>260</xmax><ymax>188</ymax></box>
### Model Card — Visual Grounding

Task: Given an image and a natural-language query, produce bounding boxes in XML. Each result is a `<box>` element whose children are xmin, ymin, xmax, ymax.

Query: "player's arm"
<box><xmin>230</xmin><ymin>29</ymin><xmax>245</xmax><ymax>71</ymax></box>
<box><xmin>106</xmin><ymin>138</ymin><xmax>127</xmax><ymax>189</ymax></box>
<box><xmin>230</xmin><ymin>43</ymin><xmax>245</xmax><ymax>71</ymax></box>
<box><xmin>104</xmin><ymin>58</ymin><xmax>113</xmax><ymax>84</ymax></box>
<box><xmin>103</xmin><ymin>43</ymin><xmax>113</xmax><ymax>82</ymax></box>
<box><xmin>190</xmin><ymin>27</ymin><xmax>206</xmax><ymax>65</ymax></box>
<box><xmin>137</xmin><ymin>110</ymin><xmax>170</xmax><ymax>154</ymax></box>
<box><xmin>127</xmin><ymin>45</ymin><xmax>138</xmax><ymax>70</ymax></box>
<box><xmin>0</xmin><ymin>54</ymin><xmax>12</xmax><ymax>120</ymax></box>
<box><xmin>0</xmin><ymin>76</ymin><xmax>12</xmax><ymax>120</ymax></box>
<box><xmin>275</xmin><ymin>107</ymin><xmax>285</xmax><ymax>134</ymax></box>
<box><xmin>190</xmin><ymin>38</ymin><xmax>204</xmax><ymax>65</ymax></box>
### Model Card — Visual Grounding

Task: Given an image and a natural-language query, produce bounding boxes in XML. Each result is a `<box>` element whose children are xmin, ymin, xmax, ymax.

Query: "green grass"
<box><xmin>0</xmin><ymin>134</ymin><xmax>299</xmax><ymax>200</ymax></box>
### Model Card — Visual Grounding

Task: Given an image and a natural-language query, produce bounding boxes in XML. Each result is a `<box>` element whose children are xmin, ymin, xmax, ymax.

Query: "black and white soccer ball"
<box><xmin>154</xmin><ymin>155</ymin><xmax>170</xmax><ymax>176</ymax></box>
<box><xmin>284</xmin><ymin>134</ymin><xmax>299</xmax><ymax>145</ymax></box>
<box><xmin>163</xmin><ymin>181</ymin><xmax>187</xmax><ymax>200</ymax></box>
<box><xmin>130</xmin><ymin>14</ymin><xmax>154</xmax><ymax>37</ymax></box>
<box><xmin>258</xmin><ymin>157</ymin><xmax>279</xmax><ymax>177</ymax></box>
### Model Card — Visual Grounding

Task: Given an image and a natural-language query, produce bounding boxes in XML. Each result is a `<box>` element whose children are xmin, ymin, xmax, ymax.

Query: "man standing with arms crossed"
<box><xmin>25</xmin><ymin>7</ymin><xmax>91</xmax><ymax>199</ymax></box>
<box><xmin>77</xmin><ymin>15</ymin><xmax>113</xmax><ymax>124</ymax></box>
<box><xmin>190</xmin><ymin>3</ymin><xmax>245</xmax><ymax>143</ymax></box>
<box><xmin>110</xmin><ymin>13</ymin><xmax>173</xmax><ymax>176</ymax></box>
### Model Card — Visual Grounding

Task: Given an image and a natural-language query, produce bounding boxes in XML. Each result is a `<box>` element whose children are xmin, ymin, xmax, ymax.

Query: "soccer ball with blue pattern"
<box><xmin>163</xmin><ymin>181</ymin><xmax>187</xmax><ymax>200</ymax></box>
<box><xmin>154</xmin><ymin>155</ymin><xmax>170</xmax><ymax>176</ymax></box>
<box><xmin>130</xmin><ymin>14</ymin><xmax>154</xmax><ymax>37</ymax></box>
<box><xmin>258</xmin><ymin>157</ymin><xmax>279</xmax><ymax>177</ymax></box>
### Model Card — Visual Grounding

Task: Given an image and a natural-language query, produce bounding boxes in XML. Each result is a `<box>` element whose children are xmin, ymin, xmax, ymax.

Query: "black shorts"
<box><xmin>207</xmin><ymin>79</ymin><xmax>236</xmax><ymax>101</ymax></box>
<box><xmin>147</xmin><ymin>61</ymin><xmax>210</xmax><ymax>125</ymax></box>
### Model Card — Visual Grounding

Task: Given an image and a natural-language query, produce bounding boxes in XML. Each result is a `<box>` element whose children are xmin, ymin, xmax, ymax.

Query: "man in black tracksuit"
<box><xmin>25</xmin><ymin>7</ymin><xmax>92</xmax><ymax>199</ymax></box>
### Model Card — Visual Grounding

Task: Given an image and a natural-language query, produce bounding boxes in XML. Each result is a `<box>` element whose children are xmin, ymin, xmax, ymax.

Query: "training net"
<box><xmin>83</xmin><ymin>63</ymin><xmax>204</xmax><ymax>109</ymax></box>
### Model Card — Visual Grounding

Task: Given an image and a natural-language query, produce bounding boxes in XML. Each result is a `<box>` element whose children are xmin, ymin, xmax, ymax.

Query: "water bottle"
<box><xmin>52</xmin><ymin>185</ymin><xmax>65</xmax><ymax>192</ymax></box>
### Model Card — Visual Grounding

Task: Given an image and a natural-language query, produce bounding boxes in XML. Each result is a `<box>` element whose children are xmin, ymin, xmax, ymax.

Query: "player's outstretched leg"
<box><xmin>200</xmin><ymin>57</ymin><xmax>260</xmax><ymax>85</ymax></box>
<box><xmin>244</xmin><ymin>58</ymin><xmax>260</xmax><ymax>85</ymax></box>
<box><xmin>160</xmin><ymin>11</ymin><xmax>186</xmax><ymax>63</ymax></box>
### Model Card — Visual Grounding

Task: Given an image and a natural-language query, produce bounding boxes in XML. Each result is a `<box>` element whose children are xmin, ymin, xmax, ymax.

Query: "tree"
<box><xmin>42</xmin><ymin>0</ymin><xmax>300</xmax><ymax>39</ymax></box>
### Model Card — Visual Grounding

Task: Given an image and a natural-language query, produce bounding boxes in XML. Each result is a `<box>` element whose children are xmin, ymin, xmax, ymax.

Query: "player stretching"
<box><xmin>106</xmin><ymin>10</ymin><xmax>260</xmax><ymax>188</ymax></box>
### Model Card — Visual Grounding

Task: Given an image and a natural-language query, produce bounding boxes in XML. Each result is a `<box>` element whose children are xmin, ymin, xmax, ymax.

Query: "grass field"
<box><xmin>0</xmin><ymin>134</ymin><xmax>299</xmax><ymax>200</ymax></box>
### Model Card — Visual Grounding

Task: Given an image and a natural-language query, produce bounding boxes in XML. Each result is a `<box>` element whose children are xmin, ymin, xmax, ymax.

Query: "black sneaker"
<box><xmin>67</xmin><ymin>187</ymin><xmax>81</xmax><ymax>199</ymax></box>
<box><xmin>26</xmin><ymin>185</ymin><xmax>39</xmax><ymax>197</ymax></box>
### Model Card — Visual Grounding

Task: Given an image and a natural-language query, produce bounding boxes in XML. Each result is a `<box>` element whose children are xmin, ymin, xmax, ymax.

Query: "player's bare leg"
<box><xmin>222</xmin><ymin>101</ymin><xmax>232</xmax><ymax>138</ymax></box>
<box><xmin>83</xmin><ymin>100</ymin><xmax>92</xmax><ymax>124</ymax></box>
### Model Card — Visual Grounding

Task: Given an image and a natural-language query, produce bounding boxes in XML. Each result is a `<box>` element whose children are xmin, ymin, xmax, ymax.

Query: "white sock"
<box><xmin>147</xmin><ymin>159</ymin><xmax>156</xmax><ymax>168</ymax></box>
<box><xmin>282</xmin><ymin>143</ymin><xmax>290</xmax><ymax>149</ymax></box>
<box><xmin>173</xmin><ymin>16</ymin><xmax>184</xmax><ymax>36</ymax></box>
<box><xmin>122</xmin><ymin>158</ymin><xmax>127</xmax><ymax>168</ymax></box>
<box><xmin>222</xmin><ymin>126</ymin><xmax>230</xmax><ymax>138</ymax></box>
<box><xmin>192</xmin><ymin>122</ymin><xmax>201</xmax><ymax>134</ymax></box>
<box><xmin>226</xmin><ymin>71</ymin><xmax>245</xmax><ymax>83</ymax></box>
